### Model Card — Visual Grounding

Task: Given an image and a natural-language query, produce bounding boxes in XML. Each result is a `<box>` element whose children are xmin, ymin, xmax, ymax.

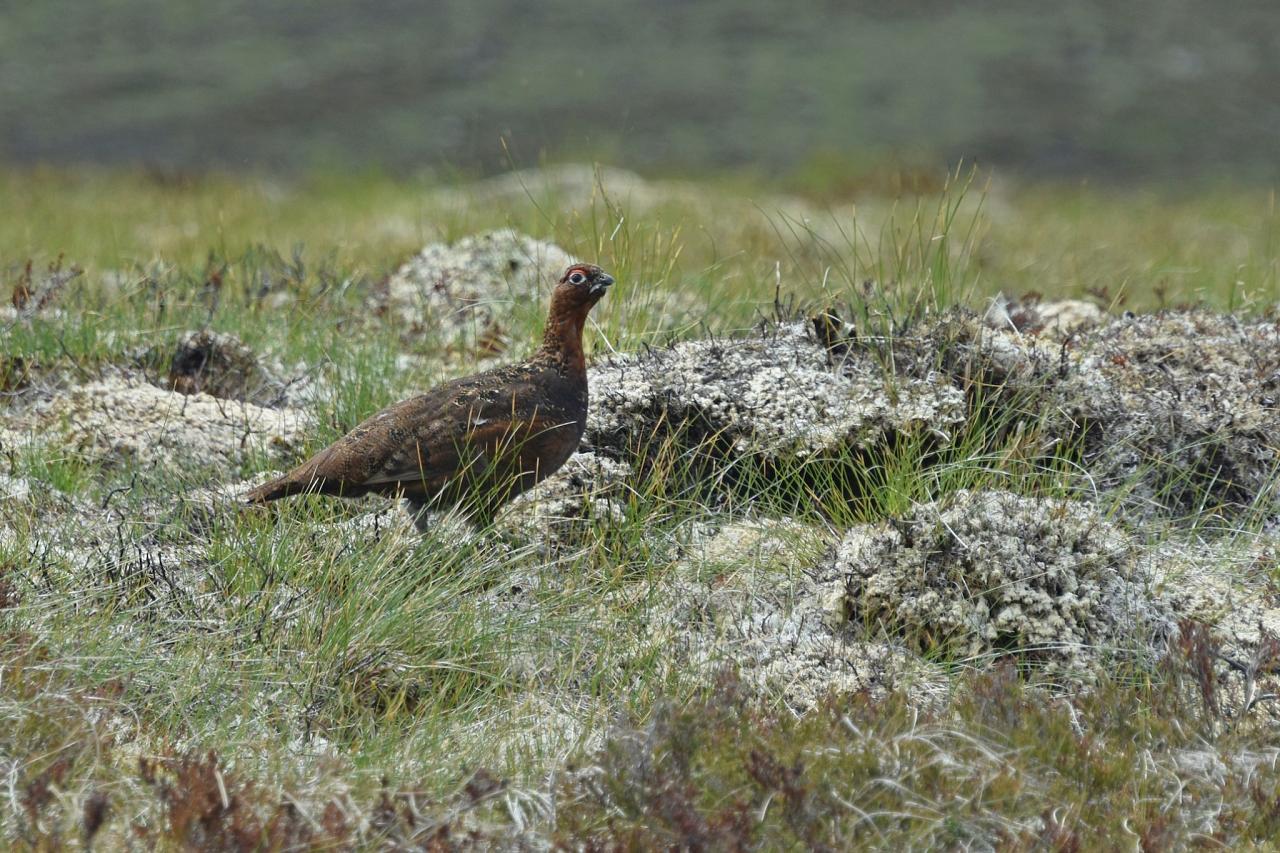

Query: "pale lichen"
<box><xmin>379</xmin><ymin>229</ymin><xmax>576</xmax><ymax>351</ymax></box>
<box><xmin>6</xmin><ymin>372</ymin><xmax>309</xmax><ymax>473</ymax></box>
<box><xmin>497</xmin><ymin>451</ymin><xmax>633</xmax><ymax>548</ymax></box>
<box><xmin>821</xmin><ymin>490</ymin><xmax>1167</xmax><ymax>668</ymax></box>
<box><xmin>587</xmin><ymin>321</ymin><xmax>965</xmax><ymax>461</ymax></box>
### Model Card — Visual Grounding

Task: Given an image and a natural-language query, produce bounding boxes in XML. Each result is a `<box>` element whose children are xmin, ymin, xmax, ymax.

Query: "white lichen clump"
<box><xmin>901</xmin><ymin>308</ymin><xmax>1280</xmax><ymax>519</ymax></box>
<box><xmin>9</xmin><ymin>374</ymin><xmax>309</xmax><ymax>472</ymax></box>
<box><xmin>823</xmin><ymin>490</ymin><xmax>1163</xmax><ymax>667</ymax></box>
<box><xmin>588</xmin><ymin>322</ymin><xmax>965</xmax><ymax>459</ymax></box>
<box><xmin>0</xmin><ymin>474</ymin><xmax>31</xmax><ymax>502</ymax></box>
<box><xmin>498</xmin><ymin>451</ymin><xmax>633</xmax><ymax>545</ymax></box>
<box><xmin>1055</xmin><ymin>311</ymin><xmax>1280</xmax><ymax>515</ymax></box>
<box><xmin>1148</xmin><ymin>538</ymin><xmax>1280</xmax><ymax>662</ymax></box>
<box><xmin>663</xmin><ymin>518</ymin><xmax>941</xmax><ymax>710</ymax></box>
<box><xmin>380</xmin><ymin>229</ymin><xmax>576</xmax><ymax>345</ymax></box>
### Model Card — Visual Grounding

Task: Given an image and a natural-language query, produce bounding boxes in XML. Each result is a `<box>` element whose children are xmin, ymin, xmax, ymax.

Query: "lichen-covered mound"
<box><xmin>0</xmin><ymin>475</ymin><xmax>32</xmax><ymax>505</ymax></box>
<box><xmin>1055</xmin><ymin>311</ymin><xmax>1280</xmax><ymax>516</ymax></box>
<box><xmin>668</xmin><ymin>519</ymin><xmax>931</xmax><ymax>709</ymax></box>
<box><xmin>821</xmin><ymin>490</ymin><xmax>1166</xmax><ymax>666</ymax></box>
<box><xmin>1134</xmin><ymin>536</ymin><xmax>1280</xmax><ymax>724</ymax></box>
<box><xmin>379</xmin><ymin>229</ymin><xmax>576</xmax><ymax>349</ymax></box>
<box><xmin>891</xmin><ymin>308</ymin><xmax>1280</xmax><ymax>519</ymax></box>
<box><xmin>587</xmin><ymin>322</ymin><xmax>965</xmax><ymax>461</ymax></box>
<box><xmin>2</xmin><ymin>373</ymin><xmax>308</xmax><ymax>473</ymax></box>
<box><xmin>497</xmin><ymin>452</ymin><xmax>633</xmax><ymax>547</ymax></box>
<box><xmin>1149</xmin><ymin>537</ymin><xmax>1280</xmax><ymax>662</ymax></box>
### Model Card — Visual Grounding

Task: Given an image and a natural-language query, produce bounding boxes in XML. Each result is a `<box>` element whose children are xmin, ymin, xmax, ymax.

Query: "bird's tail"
<box><xmin>242</xmin><ymin>474</ymin><xmax>301</xmax><ymax>505</ymax></box>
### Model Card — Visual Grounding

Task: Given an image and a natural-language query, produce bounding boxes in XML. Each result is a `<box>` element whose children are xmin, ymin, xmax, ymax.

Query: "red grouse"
<box><xmin>245</xmin><ymin>263</ymin><xmax>614</xmax><ymax>527</ymax></box>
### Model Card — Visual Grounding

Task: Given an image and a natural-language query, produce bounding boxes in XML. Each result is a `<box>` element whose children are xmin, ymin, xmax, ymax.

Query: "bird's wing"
<box><xmin>356</xmin><ymin>410</ymin><xmax>576</xmax><ymax>488</ymax></box>
<box><xmin>279</xmin><ymin>393</ymin><xmax>445</xmax><ymax>491</ymax></box>
<box><xmin>354</xmin><ymin>408</ymin><xmax>489</xmax><ymax>489</ymax></box>
<box><xmin>283</xmin><ymin>367</ymin><xmax>570</xmax><ymax>493</ymax></box>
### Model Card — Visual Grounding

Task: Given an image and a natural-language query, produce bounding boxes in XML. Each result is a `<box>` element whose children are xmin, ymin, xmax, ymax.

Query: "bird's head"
<box><xmin>553</xmin><ymin>263</ymin><xmax>614</xmax><ymax>310</ymax></box>
<box><xmin>542</xmin><ymin>263</ymin><xmax>615</xmax><ymax>360</ymax></box>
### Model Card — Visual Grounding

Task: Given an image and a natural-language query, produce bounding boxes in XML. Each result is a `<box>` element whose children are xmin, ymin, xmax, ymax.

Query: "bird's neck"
<box><xmin>539</xmin><ymin>307</ymin><xmax>588</xmax><ymax>376</ymax></box>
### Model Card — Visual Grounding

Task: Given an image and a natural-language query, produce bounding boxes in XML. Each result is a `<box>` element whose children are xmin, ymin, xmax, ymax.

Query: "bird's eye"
<box><xmin>568</xmin><ymin>271</ymin><xmax>586</xmax><ymax>284</ymax></box>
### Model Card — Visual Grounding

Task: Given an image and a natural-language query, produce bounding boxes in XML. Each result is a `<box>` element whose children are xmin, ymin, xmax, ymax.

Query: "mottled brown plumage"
<box><xmin>245</xmin><ymin>263</ymin><xmax>614</xmax><ymax>526</ymax></box>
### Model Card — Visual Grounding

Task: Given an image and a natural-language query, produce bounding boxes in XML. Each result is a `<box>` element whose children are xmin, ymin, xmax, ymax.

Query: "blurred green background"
<box><xmin>4</xmin><ymin>0</ymin><xmax>1278</xmax><ymax>183</ymax></box>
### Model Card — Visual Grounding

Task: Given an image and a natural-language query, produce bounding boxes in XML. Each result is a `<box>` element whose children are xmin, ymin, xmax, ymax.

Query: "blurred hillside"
<box><xmin>3</xmin><ymin>0</ymin><xmax>1278</xmax><ymax>182</ymax></box>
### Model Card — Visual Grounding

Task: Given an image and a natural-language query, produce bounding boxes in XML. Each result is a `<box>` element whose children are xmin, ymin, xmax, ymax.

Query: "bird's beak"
<box><xmin>589</xmin><ymin>273</ymin><xmax>615</xmax><ymax>296</ymax></box>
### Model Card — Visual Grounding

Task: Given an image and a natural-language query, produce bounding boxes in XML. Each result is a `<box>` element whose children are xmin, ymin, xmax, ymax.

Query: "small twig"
<box><xmin>100</xmin><ymin>472</ymin><xmax>137</xmax><ymax>511</ymax></box>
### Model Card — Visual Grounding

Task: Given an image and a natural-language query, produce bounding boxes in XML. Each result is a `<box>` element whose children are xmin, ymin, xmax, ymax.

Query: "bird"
<box><xmin>244</xmin><ymin>263</ymin><xmax>615</xmax><ymax>529</ymax></box>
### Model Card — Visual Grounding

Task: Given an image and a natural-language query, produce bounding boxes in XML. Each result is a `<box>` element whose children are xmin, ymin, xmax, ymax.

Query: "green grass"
<box><xmin>3</xmin><ymin>166</ymin><xmax>1280</xmax><ymax>847</ymax></box>
<box><xmin>5</xmin><ymin>167</ymin><xmax>1280</xmax><ymax>336</ymax></box>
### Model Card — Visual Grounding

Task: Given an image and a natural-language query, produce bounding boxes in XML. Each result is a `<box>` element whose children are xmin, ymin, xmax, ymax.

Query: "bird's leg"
<box><xmin>403</xmin><ymin>497</ymin><xmax>433</xmax><ymax>533</ymax></box>
<box><xmin>466</xmin><ymin>506</ymin><xmax>495</xmax><ymax>531</ymax></box>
